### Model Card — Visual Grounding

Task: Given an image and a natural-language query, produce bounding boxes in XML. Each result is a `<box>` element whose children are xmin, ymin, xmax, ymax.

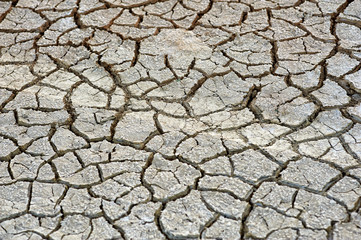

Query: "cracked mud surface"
<box><xmin>0</xmin><ymin>0</ymin><xmax>361</xmax><ymax>239</ymax></box>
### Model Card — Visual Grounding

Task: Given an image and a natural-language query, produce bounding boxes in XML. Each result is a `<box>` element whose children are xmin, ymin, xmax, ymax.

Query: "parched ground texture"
<box><xmin>0</xmin><ymin>0</ymin><xmax>361</xmax><ymax>239</ymax></box>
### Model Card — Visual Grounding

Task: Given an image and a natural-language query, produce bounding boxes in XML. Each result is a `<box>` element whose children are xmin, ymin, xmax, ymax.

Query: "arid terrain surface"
<box><xmin>0</xmin><ymin>0</ymin><xmax>361</xmax><ymax>239</ymax></box>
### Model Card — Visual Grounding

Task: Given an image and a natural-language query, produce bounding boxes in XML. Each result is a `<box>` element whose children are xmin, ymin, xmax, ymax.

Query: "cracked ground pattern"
<box><xmin>0</xmin><ymin>0</ymin><xmax>361</xmax><ymax>239</ymax></box>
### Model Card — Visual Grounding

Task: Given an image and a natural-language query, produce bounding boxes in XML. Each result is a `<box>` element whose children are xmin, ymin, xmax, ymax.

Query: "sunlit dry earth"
<box><xmin>0</xmin><ymin>0</ymin><xmax>361</xmax><ymax>239</ymax></box>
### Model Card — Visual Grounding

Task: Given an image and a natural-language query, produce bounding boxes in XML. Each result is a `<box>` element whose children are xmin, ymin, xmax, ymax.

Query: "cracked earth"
<box><xmin>0</xmin><ymin>0</ymin><xmax>361</xmax><ymax>239</ymax></box>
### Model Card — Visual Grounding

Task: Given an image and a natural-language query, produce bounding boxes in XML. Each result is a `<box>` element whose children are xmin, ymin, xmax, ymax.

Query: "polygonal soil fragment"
<box><xmin>144</xmin><ymin>154</ymin><xmax>201</xmax><ymax>201</ymax></box>
<box><xmin>311</xmin><ymin>79</ymin><xmax>350</xmax><ymax>107</ymax></box>
<box><xmin>252</xmin><ymin>182</ymin><xmax>298</xmax><ymax>213</ymax></box>
<box><xmin>30</xmin><ymin>182</ymin><xmax>65</xmax><ymax>215</ymax></box>
<box><xmin>160</xmin><ymin>190</ymin><xmax>214</xmax><ymax>239</ymax></box>
<box><xmin>198</xmin><ymin>175</ymin><xmax>252</xmax><ymax>199</ymax></box>
<box><xmin>114</xmin><ymin>111</ymin><xmax>157</xmax><ymax>144</ymax></box>
<box><xmin>73</xmin><ymin>108</ymin><xmax>116</xmax><ymax>140</ymax></box>
<box><xmin>231</xmin><ymin>149</ymin><xmax>279</xmax><ymax>183</ymax></box>
<box><xmin>327</xmin><ymin>53</ymin><xmax>359</xmax><ymax>77</ymax></box>
<box><xmin>0</xmin><ymin>182</ymin><xmax>29</xmax><ymax>220</ymax></box>
<box><xmin>189</xmin><ymin>72</ymin><xmax>253</xmax><ymax>115</ymax></box>
<box><xmin>141</xmin><ymin>29</ymin><xmax>212</xmax><ymax>75</ymax></box>
<box><xmin>50</xmin><ymin>215</ymin><xmax>91</xmax><ymax>239</ymax></box>
<box><xmin>201</xmin><ymin>191</ymin><xmax>249</xmax><ymax>219</ymax></box>
<box><xmin>245</xmin><ymin>207</ymin><xmax>302</xmax><ymax>239</ymax></box>
<box><xmin>281</xmin><ymin>157</ymin><xmax>340</xmax><ymax>191</ymax></box>
<box><xmin>342</xmin><ymin>124</ymin><xmax>361</xmax><ymax>159</ymax></box>
<box><xmin>328</xmin><ymin>177</ymin><xmax>361</xmax><ymax>210</ymax></box>
<box><xmin>0</xmin><ymin>8</ymin><xmax>46</xmax><ymax>31</ymax></box>
<box><xmin>115</xmin><ymin>202</ymin><xmax>165</xmax><ymax>240</ymax></box>
<box><xmin>288</xmin><ymin>109</ymin><xmax>352</xmax><ymax>142</ymax></box>
<box><xmin>201</xmin><ymin>216</ymin><xmax>242</xmax><ymax>240</ymax></box>
<box><xmin>294</xmin><ymin>190</ymin><xmax>347</xmax><ymax>229</ymax></box>
<box><xmin>176</xmin><ymin>132</ymin><xmax>226</xmax><ymax>164</ymax></box>
<box><xmin>333</xmin><ymin>212</ymin><xmax>361</xmax><ymax>240</ymax></box>
<box><xmin>241</xmin><ymin>123</ymin><xmax>290</xmax><ymax>146</ymax></box>
<box><xmin>0</xmin><ymin>65</ymin><xmax>36</xmax><ymax>90</ymax></box>
<box><xmin>51</xmin><ymin>127</ymin><xmax>87</xmax><ymax>152</ymax></box>
<box><xmin>71</xmin><ymin>83</ymin><xmax>108</xmax><ymax>108</ymax></box>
